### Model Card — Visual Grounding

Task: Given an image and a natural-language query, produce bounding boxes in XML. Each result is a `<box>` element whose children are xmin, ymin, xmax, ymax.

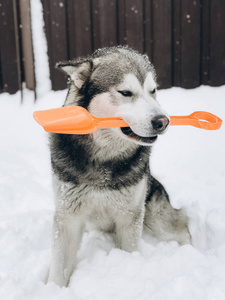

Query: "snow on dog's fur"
<box><xmin>48</xmin><ymin>46</ymin><xmax>191</xmax><ymax>287</ymax></box>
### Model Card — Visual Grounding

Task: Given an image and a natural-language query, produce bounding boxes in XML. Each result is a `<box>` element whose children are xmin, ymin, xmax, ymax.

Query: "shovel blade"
<box><xmin>33</xmin><ymin>106</ymin><xmax>97</xmax><ymax>134</ymax></box>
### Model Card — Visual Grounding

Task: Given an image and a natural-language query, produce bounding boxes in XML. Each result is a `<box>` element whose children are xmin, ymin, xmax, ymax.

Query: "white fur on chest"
<box><xmin>53</xmin><ymin>175</ymin><xmax>147</xmax><ymax>232</ymax></box>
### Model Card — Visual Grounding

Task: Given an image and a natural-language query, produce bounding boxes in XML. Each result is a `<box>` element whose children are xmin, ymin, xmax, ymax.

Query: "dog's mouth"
<box><xmin>121</xmin><ymin>127</ymin><xmax>158</xmax><ymax>144</ymax></box>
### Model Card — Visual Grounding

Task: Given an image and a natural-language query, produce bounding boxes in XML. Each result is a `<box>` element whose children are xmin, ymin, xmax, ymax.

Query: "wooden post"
<box><xmin>209</xmin><ymin>0</ymin><xmax>225</xmax><ymax>86</ymax></box>
<box><xmin>0</xmin><ymin>0</ymin><xmax>21</xmax><ymax>94</ymax></box>
<box><xmin>19</xmin><ymin>0</ymin><xmax>36</xmax><ymax>92</ymax></box>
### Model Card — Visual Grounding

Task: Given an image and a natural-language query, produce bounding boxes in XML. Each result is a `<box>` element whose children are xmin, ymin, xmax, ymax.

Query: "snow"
<box><xmin>30</xmin><ymin>0</ymin><xmax>51</xmax><ymax>96</ymax></box>
<box><xmin>0</xmin><ymin>85</ymin><xmax>225</xmax><ymax>299</ymax></box>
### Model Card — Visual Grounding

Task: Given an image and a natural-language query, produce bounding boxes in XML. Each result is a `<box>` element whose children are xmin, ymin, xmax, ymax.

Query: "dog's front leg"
<box><xmin>48</xmin><ymin>213</ymin><xmax>84</xmax><ymax>287</ymax></box>
<box><xmin>115</xmin><ymin>209</ymin><xmax>144</xmax><ymax>252</ymax></box>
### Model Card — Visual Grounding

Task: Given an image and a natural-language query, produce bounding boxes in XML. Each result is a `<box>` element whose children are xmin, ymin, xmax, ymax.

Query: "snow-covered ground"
<box><xmin>0</xmin><ymin>85</ymin><xmax>225</xmax><ymax>300</ymax></box>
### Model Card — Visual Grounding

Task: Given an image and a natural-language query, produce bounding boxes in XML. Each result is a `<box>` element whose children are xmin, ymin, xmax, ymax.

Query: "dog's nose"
<box><xmin>152</xmin><ymin>116</ymin><xmax>169</xmax><ymax>133</ymax></box>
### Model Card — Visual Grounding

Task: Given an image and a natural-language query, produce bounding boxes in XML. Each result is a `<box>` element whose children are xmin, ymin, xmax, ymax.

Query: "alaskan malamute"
<box><xmin>48</xmin><ymin>46</ymin><xmax>191</xmax><ymax>287</ymax></box>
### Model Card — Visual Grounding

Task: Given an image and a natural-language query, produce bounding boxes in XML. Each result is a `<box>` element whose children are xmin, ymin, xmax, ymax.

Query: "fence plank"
<box><xmin>0</xmin><ymin>51</ymin><xmax>2</xmax><ymax>92</ymax></box>
<box><xmin>92</xmin><ymin>0</ymin><xmax>118</xmax><ymax>50</ymax></box>
<box><xmin>144</xmin><ymin>0</ymin><xmax>153</xmax><ymax>62</ymax></box>
<box><xmin>172</xmin><ymin>0</ymin><xmax>181</xmax><ymax>87</ymax></box>
<box><xmin>118</xmin><ymin>0</ymin><xmax>144</xmax><ymax>53</ymax></box>
<box><xmin>19</xmin><ymin>0</ymin><xmax>35</xmax><ymax>90</ymax></box>
<box><xmin>201</xmin><ymin>0</ymin><xmax>210</xmax><ymax>85</ymax></box>
<box><xmin>41</xmin><ymin>0</ymin><xmax>68</xmax><ymax>90</ymax></box>
<box><xmin>67</xmin><ymin>0</ymin><xmax>92</xmax><ymax>58</ymax></box>
<box><xmin>209</xmin><ymin>0</ymin><xmax>225</xmax><ymax>86</ymax></box>
<box><xmin>152</xmin><ymin>0</ymin><xmax>172</xmax><ymax>89</ymax></box>
<box><xmin>181</xmin><ymin>0</ymin><xmax>201</xmax><ymax>88</ymax></box>
<box><xmin>117</xmin><ymin>0</ymin><xmax>126</xmax><ymax>45</ymax></box>
<box><xmin>0</xmin><ymin>0</ymin><xmax>21</xmax><ymax>94</ymax></box>
<box><xmin>13</xmin><ymin>0</ymin><xmax>23</xmax><ymax>94</ymax></box>
<box><xmin>50</xmin><ymin>0</ymin><xmax>68</xmax><ymax>90</ymax></box>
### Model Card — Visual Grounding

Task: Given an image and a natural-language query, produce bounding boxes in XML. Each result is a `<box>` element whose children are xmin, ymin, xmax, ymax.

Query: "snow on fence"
<box><xmin>0</xmin><ymin>0</ymin><xmax>225</xmax><ymax>95</ymax></box>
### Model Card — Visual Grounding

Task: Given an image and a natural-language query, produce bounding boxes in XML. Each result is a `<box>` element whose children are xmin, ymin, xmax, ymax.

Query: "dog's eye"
<box><xmin>118</xmin><ymin>90</ymin><xmax>133</xmax><ymax>97</ymax></box>
<box><xmin>150</xmin><ymin>88</ymin><xmax>156</xmax><ymax>95</ymax></box>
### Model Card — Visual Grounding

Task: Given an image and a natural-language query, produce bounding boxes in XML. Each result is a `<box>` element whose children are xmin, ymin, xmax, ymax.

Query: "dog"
<box><xmin>48</xmin><ymin>46</ymin><xmax>191</xmax><ymax>287</ymax></box>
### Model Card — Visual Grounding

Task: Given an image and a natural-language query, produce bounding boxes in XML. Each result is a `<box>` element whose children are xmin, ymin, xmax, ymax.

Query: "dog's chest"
<box><xmin>83</xmin><ymin>165</ymin><xmax>116</xmax><ymax>189</ymax></box>
<box><xmin>54</xmin><ymin>174</ymin><xmax>147</xmax><ymax>230</ymax></box>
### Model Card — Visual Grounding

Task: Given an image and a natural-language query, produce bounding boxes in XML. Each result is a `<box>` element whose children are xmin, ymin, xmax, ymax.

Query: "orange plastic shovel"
<box><xmin>33</xmin><ymin>106</ymin><xmax>222</xmax><ymax>134</ymax></box>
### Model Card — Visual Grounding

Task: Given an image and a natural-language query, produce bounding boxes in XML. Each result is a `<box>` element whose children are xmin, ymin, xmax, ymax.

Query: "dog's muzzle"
<box><xmin>121</xmin><ymin>127</ymin><xmax>158</xmax><ymax>144</ymax></box>
<box><xmin>121</xmin><ymin>115</ymin><xmax>169</xmax><ymax>145</ymax></box>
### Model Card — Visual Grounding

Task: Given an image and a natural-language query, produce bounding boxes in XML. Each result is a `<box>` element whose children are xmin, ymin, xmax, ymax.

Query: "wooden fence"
<box><xmin>0</xmin><ymin>0</ymin><xmax>35</xmax><ymax>94</ymax></box>
<box><xmin>0</xmin><ymin>0</ymin><xmax>225</xmax><ymax>95</ymax></box>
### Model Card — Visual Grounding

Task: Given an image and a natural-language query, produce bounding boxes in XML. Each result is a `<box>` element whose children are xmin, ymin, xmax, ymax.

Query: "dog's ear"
<box><xmin>56</xmin><ymin>60</ymin><xmax>91</xmax><ymax>89</ymax></box>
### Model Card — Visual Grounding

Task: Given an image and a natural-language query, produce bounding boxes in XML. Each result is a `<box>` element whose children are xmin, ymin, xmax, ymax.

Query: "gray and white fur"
<box><xmin>48</xmin><ymin>46</ymin><xmax>191</xmax><ymax>287</ymax></box>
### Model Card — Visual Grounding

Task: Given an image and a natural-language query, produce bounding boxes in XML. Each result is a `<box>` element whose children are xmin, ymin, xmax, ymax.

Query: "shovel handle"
<box><xmin>170</xmin><ymin>111</ymin><xmax>222</xmax><ymax>130</ymax></box>
<box><xmin>98</xmin><ymin>111</ymin><xmax>223</xmax><ymax>130</ymax></box>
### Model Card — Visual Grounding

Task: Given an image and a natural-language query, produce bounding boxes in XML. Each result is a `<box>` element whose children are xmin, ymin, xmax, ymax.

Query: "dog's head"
<box><xmin>57</xmin><ymin>46</ymin><xmax>169</xmax><ymax>146</ymax></box>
